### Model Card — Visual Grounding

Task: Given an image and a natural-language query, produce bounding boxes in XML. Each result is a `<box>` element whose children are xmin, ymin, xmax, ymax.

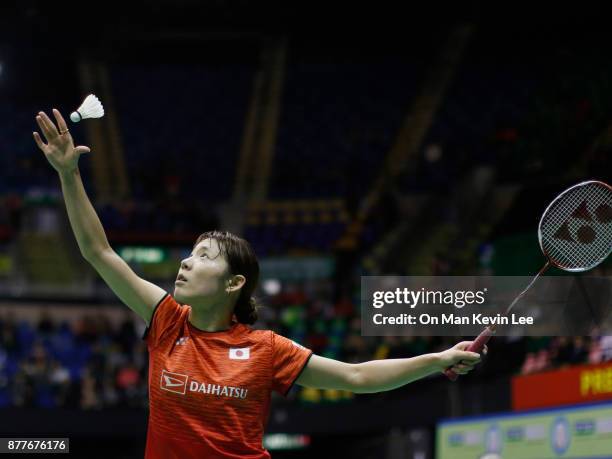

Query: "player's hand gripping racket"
<box><xmin>445</xmin><ymin>180</ymin><xmax>612</xmax><ymax>381</ymax></box>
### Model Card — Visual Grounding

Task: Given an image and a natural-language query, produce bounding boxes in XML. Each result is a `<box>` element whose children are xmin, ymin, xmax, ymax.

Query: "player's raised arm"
<box><xmin>33</xmin><ymin>109</ymin><xmax>166</xmax><ymax>323</ymax></box>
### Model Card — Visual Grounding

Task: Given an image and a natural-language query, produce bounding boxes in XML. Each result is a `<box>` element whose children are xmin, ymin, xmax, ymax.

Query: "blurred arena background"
<box><xmin>0</xmin><ymin>1</ymin><xmax>611</xmax><ymax>457</ymax></box>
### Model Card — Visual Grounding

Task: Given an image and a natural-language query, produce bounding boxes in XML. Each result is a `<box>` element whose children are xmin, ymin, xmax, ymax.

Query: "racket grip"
<box><xmin>444</xmin><ymin>327</ymin><xmax>494</xmax><ymax>381</ymax></box>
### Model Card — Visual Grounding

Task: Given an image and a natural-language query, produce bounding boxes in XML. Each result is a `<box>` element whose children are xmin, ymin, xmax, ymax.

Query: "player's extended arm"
<box><xmin>33</xmin><ymin>109</ymin><xmax>165</xmax><ymax>324</ymax></box>
<box><xmin>296</xmin><ymin>342</ymin><xmax>482</xmax><ymax>393</ymax></box>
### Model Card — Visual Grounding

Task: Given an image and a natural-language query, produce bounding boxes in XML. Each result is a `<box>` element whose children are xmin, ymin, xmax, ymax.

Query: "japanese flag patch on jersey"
<box><xmin>229</xmin><ymin>347</ymin><xmax>250</xmax><ymax>360</ymax></box>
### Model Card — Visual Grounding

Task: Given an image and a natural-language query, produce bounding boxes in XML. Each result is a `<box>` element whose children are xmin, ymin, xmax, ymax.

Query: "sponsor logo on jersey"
<box><xmin>160</xmin><ymin>369</ymin><xmax>188</xmax><ymax>395</ymax></box>
<box><xmin>159</xmin><ymin>369</ymin><xmax>248</xmax><ymax>399</ymax></box>
<box><xmin>229</xmin><ymin>347</ymin><xmax>250</xmax><ymax>360</ymax></box>
<box><xmin>189</xmin><ymin>378</ymin><xmax>248</xmax><ymax>399</ymax></box>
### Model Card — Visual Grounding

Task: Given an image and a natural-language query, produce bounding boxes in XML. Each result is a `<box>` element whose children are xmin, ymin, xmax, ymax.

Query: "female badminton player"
<box><xmin>33</xmin><ymin>109</ymin><xmax>483</xmax><ymax>459</ymax></box>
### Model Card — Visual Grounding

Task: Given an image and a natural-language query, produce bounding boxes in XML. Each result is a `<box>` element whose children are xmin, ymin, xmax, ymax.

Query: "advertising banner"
<box><xmin>437</xmin><ymin>403</ymin><xmax>612</xmax><ymax>459</ymax></box>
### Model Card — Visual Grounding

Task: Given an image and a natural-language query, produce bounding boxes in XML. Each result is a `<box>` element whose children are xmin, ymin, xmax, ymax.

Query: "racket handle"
<box><xmin>444</xmin><ymin>327</ymin><xmax>494</xmax><ymax>381</ymax></box>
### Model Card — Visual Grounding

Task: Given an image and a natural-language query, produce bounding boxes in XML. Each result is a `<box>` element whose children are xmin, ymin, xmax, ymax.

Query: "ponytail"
<box><xmin>234</xmin><ymin>296</ymin><xmax>259</xmax><ymax>325</ymax></box>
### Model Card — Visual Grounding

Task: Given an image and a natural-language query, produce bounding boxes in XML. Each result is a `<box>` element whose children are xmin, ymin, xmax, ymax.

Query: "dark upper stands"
<box><xmin>272</xmin><ymin>59</ymin><xmax>421</xmax><ymax>199</ymax></box>
<box><xmin>111</xmin><ymin>63</ymin><xmax>254</xmax><ymax>203</ymax></box>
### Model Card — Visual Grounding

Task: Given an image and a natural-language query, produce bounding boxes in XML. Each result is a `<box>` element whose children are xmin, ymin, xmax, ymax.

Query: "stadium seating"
<box><xmin>271</xmin><ymin>60</ymin><xmax>421</xmax><ymax>199</ymax></box>
<box><xmin>111</xmin><ymin>63</ymin><xmax>254</xmax><ymax>202</ymax></box>
<box><xmin>243</xmin><ymin>199</ymin><xmax>350</xmax><ymax>255</ymax></box>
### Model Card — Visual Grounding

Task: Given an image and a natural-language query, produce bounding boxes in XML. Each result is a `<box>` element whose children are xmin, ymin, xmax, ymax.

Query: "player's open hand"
<box><xmin>33</xmin><ymin>109</ymin><xmax>91</xmax><ymax>174</ymax></box>
<box><xmin>436</xmin><ymin>341</ymin><xmax>487</xmax><ymax>375</ymax></box>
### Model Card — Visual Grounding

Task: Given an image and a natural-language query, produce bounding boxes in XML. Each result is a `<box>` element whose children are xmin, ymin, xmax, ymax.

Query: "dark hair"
<box><xmin>194</xmin><ymin>230</ymin><xmax>260</xmax><ymax>325</ymax></box>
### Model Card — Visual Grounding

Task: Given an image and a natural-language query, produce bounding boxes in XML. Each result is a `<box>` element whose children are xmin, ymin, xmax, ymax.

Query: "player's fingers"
<box><xmin>458</xmin><ymin>361</ymin><xmax>478</xmax><ymax>371</ymax></box>
<box><xmin>40</xmin><ymin>111</ymin><xmax>60</xmax><ymax>137</ymax></box>
<box><xmin>75</xmin><ymin>146</ymin><xmax>90</xmax><ymax>155</ymax></box>
<box><xmin>454</xmin><ymin>341</ymin><xmax>475</xmax><ymax>352</ymax></box>
<box><xmin>453</xmin><ymin>366</ymin><xmax>470</xmax><ymax>375</ymax></box>
<box><xmin>38</xmin><ymin>111</ymin><xmax>59</xmax><ymax>139</ymax></box>
<box><xmin>32</xmin><ymin>132</ymin><xmax>46</xmax><ymax>150</ymax></box>
<box><xmin>35</xmin><ymin>116</ymin><xmax>51</xmax><ymax>143</ymax></box>
<box><xmin>52</xmin><ymin>108</ymin><xmax>69</xmax><ymax>133</ymax></box>
<box><xmin>453</xmin><ymin>362</ymin><xmax>474</xmax><ymax>371</ymax></box>
<box><xmin>457</xmin><ymin>351</ymin><xmax>481</xmax><ymax>362</ymax></box>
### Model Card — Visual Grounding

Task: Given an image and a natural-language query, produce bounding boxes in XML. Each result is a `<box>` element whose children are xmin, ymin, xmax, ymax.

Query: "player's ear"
<box><xmin>226</xmin><ymin>274</ymin><xmax>246</xmax><ymax>293</ymax></box>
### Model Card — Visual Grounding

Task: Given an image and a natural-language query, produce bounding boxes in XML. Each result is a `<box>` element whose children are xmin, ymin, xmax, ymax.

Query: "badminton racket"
<box><xmin>445</xmin><ymin>179</ymin><xmax>612</xmax><ymax>380</ymax></box>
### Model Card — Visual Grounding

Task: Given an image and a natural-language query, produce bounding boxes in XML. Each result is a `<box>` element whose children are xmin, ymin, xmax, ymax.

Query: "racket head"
<box><xmin>538</xmin><ymin>180</ymin><xmax>612</xmax><ymax>272</ymax></box>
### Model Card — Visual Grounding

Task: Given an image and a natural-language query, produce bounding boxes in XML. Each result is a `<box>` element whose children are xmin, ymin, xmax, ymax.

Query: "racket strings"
<box><xmin>543</xmin><ymin>187</ymin><xmax>610</xmax><ymax>269</ymax></box>
<box><xmin>540</xmin><ymin>182</ymin><xmax>612</xmax><ymax>271</ymax></box>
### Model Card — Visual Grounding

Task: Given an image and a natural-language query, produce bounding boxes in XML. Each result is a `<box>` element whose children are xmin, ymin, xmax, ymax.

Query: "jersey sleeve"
<box><xmin>271</xmin><ymin>333</ymin><xmax>313</xmax><ymax>396</ymax></box>
<box><xmin>142</xmin><ymin>293</ymin><xmax>184</xmax><ymax>349</ymax></box>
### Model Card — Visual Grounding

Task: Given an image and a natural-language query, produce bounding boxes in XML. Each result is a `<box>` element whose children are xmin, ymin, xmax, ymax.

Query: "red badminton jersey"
<box><xmin>142</xmin><ymin>293</ymin><xmax>313</xmax><ymax>459</ymax></box>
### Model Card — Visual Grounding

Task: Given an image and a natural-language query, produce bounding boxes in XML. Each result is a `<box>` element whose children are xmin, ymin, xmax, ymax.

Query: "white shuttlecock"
<box><xmin>70</xmin><ymin>94</ymin><xmax>104</xmax><ymax>123</ymax></box>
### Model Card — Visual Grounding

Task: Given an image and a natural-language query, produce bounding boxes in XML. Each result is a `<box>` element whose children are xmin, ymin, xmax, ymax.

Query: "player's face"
<box><xmin>174</xmin><ymin>238</ymin><xmax>231</xmax><ymax>304</ymax></box>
